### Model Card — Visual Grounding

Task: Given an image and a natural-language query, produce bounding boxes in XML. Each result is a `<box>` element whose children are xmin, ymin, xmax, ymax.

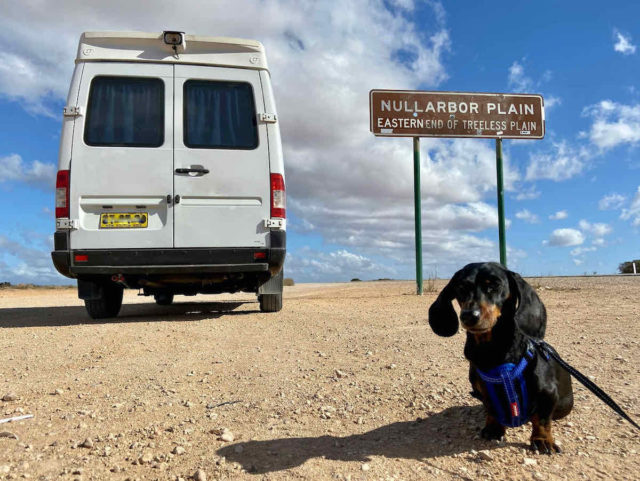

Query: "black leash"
<box><xmin>530</xmin><ymin>339</ymin><xmax>640</xmax><ymax>431</ymax></box>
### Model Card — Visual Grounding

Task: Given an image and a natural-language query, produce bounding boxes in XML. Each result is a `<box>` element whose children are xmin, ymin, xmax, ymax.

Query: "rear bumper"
<box><xmin>51</xmin><ymin>231</ymin><xmax>286</xmax><ymax>278</ymax></box>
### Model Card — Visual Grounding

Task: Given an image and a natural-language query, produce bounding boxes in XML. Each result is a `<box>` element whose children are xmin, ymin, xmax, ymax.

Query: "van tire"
<box><xmin>84</xmin><ymin>283</ymin><xmax>124</xmax><ymax>319</ymax></box>
<box><xmin>154</xmin><ymin>293</ymin><xmax>174</xmax><ymax>305</ymax></box>
<box><xmin>259</xmin><ymin>293</ymin><xmax>282</xmax><ymax>312</ymax></box>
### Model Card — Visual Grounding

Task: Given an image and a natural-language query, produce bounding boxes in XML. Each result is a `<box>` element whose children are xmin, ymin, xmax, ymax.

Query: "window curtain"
<box><xmin>85</xmin><ymin>77</ymin><xmax>164</xmax><ymax>147</ymax></box>
<box><xmin>184</xmin><ymin>81</ymin><xmax>257</xmax><ymax>149</ymax></box>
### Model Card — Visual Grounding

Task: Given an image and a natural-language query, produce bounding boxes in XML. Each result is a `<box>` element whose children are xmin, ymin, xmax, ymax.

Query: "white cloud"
<box><xmin>0</xmin><ymin>234</ymin><xmax>62</xmax><ymax>284</ymax></box>
<box><xmin>0</xmin><ymin>154</ymin><xmax>56</xmax><ymax>189</ymax></box>
<box><xmin>598</xmin><ymin>193</ymin><xmax>626</xmax><ymax>210</ymax></box>
<box><xmin>547</xmin><ymin>228</ymin><xmax>585</xmax><ymax>247</ymax></box>
<box><xmin>583</xmin><ymin>100</ymin><xmax>640</xmax><ymax>150</ymax></box>
<box><xmin>507</xmin><ymin>60</ymin><xmax>560</xmax><ymax>108</ymax></box>
<box><xmin>614</xmin><ymin>30</ymin><xmax>636</xmax><ymax>55</ymax></box>
<box><xmin>620</xmin><ymin>186</ymin><xmax>640</xmax><ymax>226</ymax></box>
<box><xmin>578</xmin><ymin>219</ymin><xmax>612</xmax><ymax>237</ymax></box>
<box><xmin>570</xmin><ymin>246</ymin><xmax>596</xmax><ymax>257</ymax></box>
<box><xmin>515</xmin><ymin>209</ymin><xmax>539</xmax><ymax>223</ymax></box>
<box><xmin>514</xmin><ymin>186</ymin><xmax>540</xmax><ymax>201</ymax></box>
<box><xmin>549</xmin><ymin>210</ymin><xmax>568</xmax><ymax>220</ymax></box>
<box><xmin>525</xmin><ymin>141</ymin><xmax>590</xmax><ymax>181</ymax></box>
<box><xmin>508</xmin><ymin>61</ymin><xmax>534</xmax><ymax>93</ymax></box>
<box><xmin>285</xmin><ymin>248</ymin><xmax>396</xmax><ymax>282</ymax></box>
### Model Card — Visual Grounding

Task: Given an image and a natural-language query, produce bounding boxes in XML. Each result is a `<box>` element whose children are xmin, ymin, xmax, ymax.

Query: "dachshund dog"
<box><xmin>428</xmin><ymin>262</ymin><xmax>573</xmax><ymax>454</ymax></box>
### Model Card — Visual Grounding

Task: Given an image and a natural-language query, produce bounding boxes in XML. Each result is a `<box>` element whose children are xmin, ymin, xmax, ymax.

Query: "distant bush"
<box><xmin>619</xmin><ymin>260</ymin><xmax>640</xmax><ymax>274</ymax></box>
<box><xmin>350</xmin><ymin>278</ymin><xmax>362</xmax><ymax>282</ymax></box>
<box><xmin>283</xmin><ymin>278</ymin><xmax>295</xmax><ymax>286</ymax></box>
<box><xmin>0</xmin><ymin>282</ymin><xmax>11</xmax><ymax>288</ymax></box>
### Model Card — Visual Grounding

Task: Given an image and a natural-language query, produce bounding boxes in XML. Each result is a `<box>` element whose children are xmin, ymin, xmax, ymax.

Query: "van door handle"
<box><xmin>175</xmin><ymin>167</ymin><xmax>210</xmax><ymax>174</ymax></box>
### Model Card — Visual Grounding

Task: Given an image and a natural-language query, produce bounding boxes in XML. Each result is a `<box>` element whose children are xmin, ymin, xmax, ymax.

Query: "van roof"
<box><xmin>77</xmin><ymin>31</ymin><xmax>268</xmax><ymax>70</ymax></box>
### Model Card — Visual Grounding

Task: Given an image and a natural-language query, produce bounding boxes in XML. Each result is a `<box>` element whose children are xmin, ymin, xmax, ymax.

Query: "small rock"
<box><xmin>54</xmin><ymin>389</ymin><xmax>64</xmax><ymax>396</ymax></box>
<box><xmin>0</xmin><ymin>431</ymin><xmax>18</xmax><ymax>440</ymax></box>
<box><xmin>194</xmin><ymin>469</ymin><xmax>207</xmax><ymax>481</ymax></box>
<box><xmin>234</xmin><ymin>445</ymin><xmax>244</xmax><ymax>454</ymax></box>
<box><xmin>220</xmin><ymin>429</ymin><xmax>234</xmax><ymax>442</ymax></box>
<box><xmin>2</xmin><ymin>392</ymin><xmax>19</xmax><ymax>402</ymax></box>
<box><xmin>477</xmin><ymin>450</ymin><xmax>494</xmax><ymax>461</ymax></box>
<box><xmin>172</xmin><ymin>446</ymin><xmax>185</xmax><ymax>455</ymax></box>
<box><xmin>361</xmin><ymin>463</ymin><xmax>370</xmax><ymax>471</ymax></box>
<box><xmin>335</xmin><ymin>369</ymin><xmax>347</xmax><ymax>378</ymax></box>
<box><xmin>80</xmin><ymin>438</ymin><xmax>94</xmax><ymax>449</ymax></box>
<box><xmin>523</xmin><ymin>457</ymin><xmax>537</xmax><ymax>466</ymax></box>
<box><xmin>139</xmin><ymin>452</ymin><xmax>154</xmax><ymax>464</ymax></box>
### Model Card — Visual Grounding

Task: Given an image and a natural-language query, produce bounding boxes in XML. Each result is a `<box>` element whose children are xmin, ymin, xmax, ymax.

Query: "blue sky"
<box><xmin>1</xmin><ymin>0</ymin><xmax>639</xmax><ymax>284</ymax></box>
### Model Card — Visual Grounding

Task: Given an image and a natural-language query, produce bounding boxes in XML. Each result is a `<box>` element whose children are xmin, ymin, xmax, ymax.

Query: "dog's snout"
<box><xmin>460</xmin><ymin>309</ymin><xmax>481</xmax><ymax>327</ymax></box>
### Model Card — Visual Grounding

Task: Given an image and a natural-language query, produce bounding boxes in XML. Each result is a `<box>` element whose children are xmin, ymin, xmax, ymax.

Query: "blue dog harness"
<box><xmin>475</xmin><ymin>349</ymin><xmax>536</xmax><ymax>427</ymax></box>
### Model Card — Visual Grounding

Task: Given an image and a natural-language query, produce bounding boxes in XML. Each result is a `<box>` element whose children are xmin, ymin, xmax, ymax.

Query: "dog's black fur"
<box><xmin>428</xmin><ymin>262</ymin><xmax>573</xmax><ymax>454</ymax></box>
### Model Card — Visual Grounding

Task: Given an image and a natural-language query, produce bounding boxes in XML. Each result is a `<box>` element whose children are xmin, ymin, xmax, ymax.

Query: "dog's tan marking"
<box><xmin>530</xmin><ymin>414</ymin><xmax>561</xmax><ymax>453</ymax></box>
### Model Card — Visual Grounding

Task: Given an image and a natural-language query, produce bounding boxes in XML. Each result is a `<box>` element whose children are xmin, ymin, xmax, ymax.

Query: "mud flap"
<box><xmin>258</xmin><ymin>269</ymin><xmax>283</xmax><ymax>295</ymax></box>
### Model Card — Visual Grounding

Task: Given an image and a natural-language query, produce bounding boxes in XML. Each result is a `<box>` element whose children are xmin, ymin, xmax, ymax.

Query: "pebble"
<box><xmin>234</xmin><ymin>445</ymin><xmax>244</xmax><ymax>454</ymax></box>
<box><xmin>54</xmin><ymin>389</ymin><xmax>64</xmax><ymax>396</ymax></box>
<box><xmin>2</xmin><ymin>393</ymin><xmax>19</xmax><ymax>402</ymax></box>
<box><xmin>194</xmin><ymin>469</ymin><xmax>207</xmax><ymax>481</ymax></box>
<box><xmin>139</xmin><ymin>452</ymin><xmax>154</xmax><ymax>464</ymax></box>
<box><xmin>172</xmin><ymin>446</ymin><xmax>185</xmax><ymax>455</ymax></box>
<box><xmin>477</xmin><ymin>450</ymin><xmax>494</xmax><ymax>461</ymax></box>
<box><xmin>523</xmin><ymin>458</ymin><xmax>537</xmax><ymax>466</ymax></box>
<box><xmin>0</xmin><ymin>431</ymin><xmax>18</xmax><ymax>440</ymax></box>
<box><xmin>80</xmin><ymin>438</ymin><xmax>94</xmax><ymax>449</ymax></box>
<box><xmin>220</xmin><ymin>429</ymin><xmax>234</xmax><ymax>442</ymax></box>
<box><xmin>361</xmin><ymin>463</ymin><xmax>370</xmax><ymax>471</ymax></box>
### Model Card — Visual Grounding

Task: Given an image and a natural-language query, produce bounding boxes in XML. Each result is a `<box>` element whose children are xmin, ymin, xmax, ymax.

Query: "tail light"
<box><xmin>55</xmin><ymin>170</ymin><xmax>70</xmax><ymax>218</ymax></box>
<box><xmin>270</xmin><ymin>173</ymin><xmax>286</xmax><ymax>218</ymax></box>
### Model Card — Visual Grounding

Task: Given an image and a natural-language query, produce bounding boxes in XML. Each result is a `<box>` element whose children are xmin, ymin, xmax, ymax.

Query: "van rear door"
<box><xmin>70</xmin><ymin>63</ymin><xmax>174</xmax><ymax>250</ymax></box>
<box><xmin>173</xmin><ymin>65</ymin><xmax>270</xmax><ymax>248</ymax></box>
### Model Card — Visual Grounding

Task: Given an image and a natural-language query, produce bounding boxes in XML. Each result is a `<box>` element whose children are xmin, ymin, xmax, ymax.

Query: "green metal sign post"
<box><xmin>495</xmin><ymin>138</ymin><xmax>507</xmax><ymax>267</ymax></box>
<box><xmin>413</xmin><ymin>137</ymin><xmax>423</xmax><ymax>295</ymax></box>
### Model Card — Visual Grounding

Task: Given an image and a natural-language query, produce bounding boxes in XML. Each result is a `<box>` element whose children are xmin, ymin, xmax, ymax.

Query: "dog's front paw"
<box><xmin>530</xmin><ymin>438</ymin><xmax>562</xmax><ymax>455</ymax></box>
<box><xmin>480</xmin><ymin>423</ymin><xmax>505</xmax><ymax>441</ymax></box>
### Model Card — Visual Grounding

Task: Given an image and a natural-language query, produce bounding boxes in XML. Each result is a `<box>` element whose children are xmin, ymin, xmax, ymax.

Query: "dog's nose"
<box><xmin>460</xmin><ymin>309</ymin><xmax>481</xmax><ymax>327</ymax></box>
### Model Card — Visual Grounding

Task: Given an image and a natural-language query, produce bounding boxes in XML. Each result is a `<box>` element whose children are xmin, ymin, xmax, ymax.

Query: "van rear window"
<box><xmin>84</xmin><ymin>76</ymin><xmax>164</xmax><ymax>147</ymax></box>
<box><xmin>184</xmin><ymin>80</ymin><xmax>258</xmax><ymax>149</ymax></box>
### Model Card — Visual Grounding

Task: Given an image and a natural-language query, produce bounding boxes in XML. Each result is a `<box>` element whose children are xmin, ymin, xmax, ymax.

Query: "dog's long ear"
<box><xmin>507</xmin><ymin>270</ymin><xmax>546</xmax><ymax>339</ymax></box>
<box><xmin>428</xmin><ymin>274</ymin><xmax>460</xmax><ymax>337</ymax></box>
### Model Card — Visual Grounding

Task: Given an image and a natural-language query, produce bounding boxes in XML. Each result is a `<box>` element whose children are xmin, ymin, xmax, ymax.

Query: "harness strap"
<box><xmin>531</xmin><ymin>339</ymin><xmax>640</xmax><ymax>432</ymax></box>
<box><xmin>476</xmin><ymin>351</ymin><xmax>533</xmax><ymax>427</ymax></box>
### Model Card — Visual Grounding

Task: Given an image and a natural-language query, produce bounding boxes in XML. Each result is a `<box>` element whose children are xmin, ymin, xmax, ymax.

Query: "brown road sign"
<box><xmin>370</xmin><ymin>90</ymin><xmax>545</xmax><ymax>139</ymax></box>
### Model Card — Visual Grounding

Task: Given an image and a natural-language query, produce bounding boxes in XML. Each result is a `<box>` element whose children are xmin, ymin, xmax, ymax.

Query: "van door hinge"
<box><xmin>259</xmin><ymin>112</ymin><xmax>277</xmax><ymax>123</ymax></box>
<box><xmin>63</xmin><ymin>106</ymin><xmax>82</xmax><ymax>117</ymax></box>
<box><xmin>56</xmin><ymin>219</ymin><xmax>78</xmax><ymax>230</ymax></box>
<box><xmin>264</xmin><ymin>218</ymin><xmax>285</xmax><ymax>229</ymax></box>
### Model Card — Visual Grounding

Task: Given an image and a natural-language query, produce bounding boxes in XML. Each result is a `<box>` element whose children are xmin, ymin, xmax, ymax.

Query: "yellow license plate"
<box><xmin>100</xmin><ymin>212</ymin><xmax>148</xmax><ymax>229</ymax></box>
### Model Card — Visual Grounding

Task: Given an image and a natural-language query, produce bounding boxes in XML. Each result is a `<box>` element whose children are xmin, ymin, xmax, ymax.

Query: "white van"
<box><xmin>51</xmin><ymin>31</ymin><xmax>286</xmax><ymax>318</ymax></box>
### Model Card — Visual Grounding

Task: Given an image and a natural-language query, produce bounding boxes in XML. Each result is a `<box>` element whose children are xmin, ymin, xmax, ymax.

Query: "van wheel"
<box><xmin>84</xmin><ymin>283</ymin><xmax>124</xmax><ymax>319</ymax></box>
<box><xmin>154</xmin><ymin>293</ymin><xmax>174</xmax><ymax>305</ymax></box>
<box><xmin>259</xmin><ymin>293</ymin><xmax>282</xmax><ymax>312</ymax></box>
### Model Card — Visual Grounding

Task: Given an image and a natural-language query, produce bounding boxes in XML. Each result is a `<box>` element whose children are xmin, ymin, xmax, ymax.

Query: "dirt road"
<box><xmin>1</xmin><ymin>277</ymin><xmax>639</xmax><ymax>480</ymax></box>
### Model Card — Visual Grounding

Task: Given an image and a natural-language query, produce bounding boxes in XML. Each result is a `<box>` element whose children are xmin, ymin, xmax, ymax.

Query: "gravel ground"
<box><xmin>1</xmin><ymin>276</ymin><xmax>639</xmax><ymax>480</ymax></box>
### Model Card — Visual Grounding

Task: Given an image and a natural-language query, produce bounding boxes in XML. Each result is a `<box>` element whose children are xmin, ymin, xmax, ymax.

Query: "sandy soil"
<box><xmin>1</xmin><ymin>276</ymin><xmax>639</xmax><ymax>480</ymax></box>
